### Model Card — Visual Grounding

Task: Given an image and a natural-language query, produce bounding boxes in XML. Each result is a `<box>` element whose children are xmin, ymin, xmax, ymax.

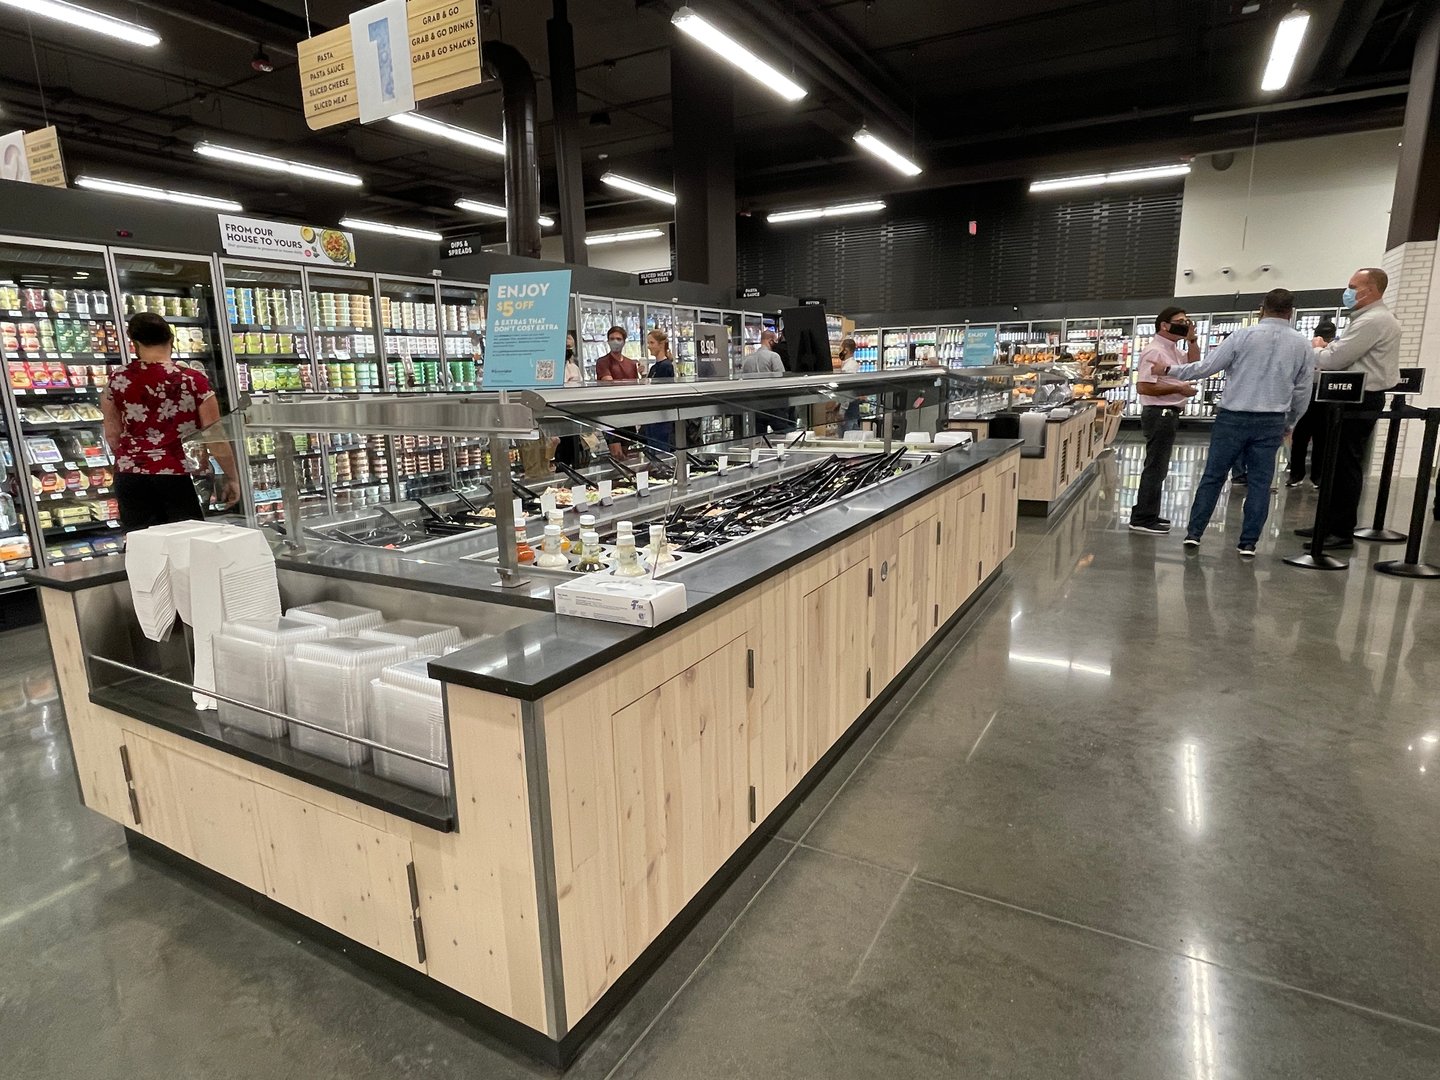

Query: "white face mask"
<box><xmin>608</xmin><ymin>339</ymin><xmax>624</xmax><ymax>353</ymax></box>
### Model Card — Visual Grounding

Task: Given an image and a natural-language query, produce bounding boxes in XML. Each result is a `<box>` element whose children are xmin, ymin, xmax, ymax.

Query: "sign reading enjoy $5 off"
<box><xmin>481</xmin><ymin>270</ymin><xmax>572</xmax><ymax>389</ymax></box>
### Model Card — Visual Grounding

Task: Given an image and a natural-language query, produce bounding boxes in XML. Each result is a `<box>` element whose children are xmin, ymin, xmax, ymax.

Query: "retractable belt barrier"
<box><xmin>1375</xmin><ymin>406</ymin><xmax>1440</xmax><ymax>580</ymax></box>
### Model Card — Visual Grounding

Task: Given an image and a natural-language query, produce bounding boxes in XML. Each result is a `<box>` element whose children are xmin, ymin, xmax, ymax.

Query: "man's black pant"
<box><xmin>1288</xmin><ymin>405</ymin><xmax>1325</xmax><ymax>482</ymax></box>
<box><xmin>1132</xmin><ymin>405</ymin><xmax>1180</xmax><ymax>527</ymax></box>
<box><xmin>1323</xmin><ymin>390</ymin><xmax>1386</xmax><ymax>539</ymax></box>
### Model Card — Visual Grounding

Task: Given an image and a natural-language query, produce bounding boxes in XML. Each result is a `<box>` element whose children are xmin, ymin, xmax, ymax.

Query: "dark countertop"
<box><xmin>430</xmin><ymin>438</ymin><xmax>1022</xmax><ymax>700</ymax></box>
<box><xmin>25</xmin><ymin>554</ymin><xmax>126</xmax><ymax>592</ymax></box>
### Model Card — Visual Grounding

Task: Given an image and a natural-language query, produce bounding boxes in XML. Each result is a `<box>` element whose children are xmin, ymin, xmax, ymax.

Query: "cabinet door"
<box><xmin>252</xmin><ymin>784</ymin><xmax>424</xmax><ymax>969</ymax></box>
<box><xmin>894</xmin><ymin>513</ymin><xmax>939</xmax><ymax>675</ymax></box>
<box><xmin>124</xmin><ymin>733</ymin><xmax>268</xmax><ymax>893</ymax></box>
<box><xmin>998</xmin><ymin>463</ymin><xmax>1019</xmax><ymax>563</ymax></box>
<box><xmin>952</xmin><ymin>486</ymin><xmax>986</xmax><ymax>609</ymax></box>
<box><xmin>799</xmin><ymin>560</ymin><xmax>872</xmax><ymax>775</ymax></box>
<box><xmin>868</xmin><ymin>517</ymin><xmax>904</xmax><ymax>691</ymax></box>
<box><xmin>611</xmin><ymin>635</ymin><xmax>751</xmax><ymax>955</ymax></box>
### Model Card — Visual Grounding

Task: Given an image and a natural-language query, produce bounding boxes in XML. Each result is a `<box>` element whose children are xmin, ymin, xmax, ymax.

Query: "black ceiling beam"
<box><xmin>125</xmin><ymin>0</ymin><xmax>317</xmax><ymax>56</ymax></box>
<box><xmin>1313</xmin><ymin>0</ymin><xmax>1389</xmax><ymax>89</ymax></box>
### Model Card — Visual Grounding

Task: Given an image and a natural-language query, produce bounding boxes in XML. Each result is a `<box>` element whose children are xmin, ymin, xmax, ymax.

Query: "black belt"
<box><xmin>1142</xmin><ymin>404</ymin><xmax>1184</xmax><ymax>413</ymax></box>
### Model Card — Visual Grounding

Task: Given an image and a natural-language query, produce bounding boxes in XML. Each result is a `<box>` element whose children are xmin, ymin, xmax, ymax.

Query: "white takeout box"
<box><xmin>552</xmin><ymin>576</ymin><xmax>687</xmax><ymax>628</ymax></box>
<box><xmin>187</xmin><ymin>527</ymin><xmax>281</xmax><ymax>709</ymax></box>
<box><xmin>124</xmin><ymin>521</ymin><xmax>227</xmax><ymax>642</ymax></box>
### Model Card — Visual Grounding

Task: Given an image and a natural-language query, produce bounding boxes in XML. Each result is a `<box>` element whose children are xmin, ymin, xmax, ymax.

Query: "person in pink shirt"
<box><xmin>1128</xmin><ymin>307</ymin><xmax>1199</xmax><ymax>535</ymax></box>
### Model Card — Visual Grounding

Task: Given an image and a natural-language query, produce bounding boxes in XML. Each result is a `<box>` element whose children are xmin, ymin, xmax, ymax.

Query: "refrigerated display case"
<box><xmin>439</xmin><ymin>281</ymin><xmax>484</xmax><ymax>391</ymax></box>
<box><xmin>223</xmin><ymin>261</ymin><xmax>311</xmax><ymax>396</ymax></box>
<box><xmin>308</xmin><ymin>270</ymin><xmax>384</xmax><ymax>394</ymax></box>
<box><xmin>0</xmin><ymin>240</ymin><xmax>123</xmax><ymax>567</ymax></box>
<box><xmin>673</xmin><ymin>306</ymin><xmax>698</xmax><ymax>379</ymax></box>
<box><xmin>0</xmin><ymin>410</ymin><xmax>36</xmax><ymax>586</ymax></box>
<box><xmin>723</xmin><ymin>312</ymin><xmax>742</xmax><ymax>360</ymax></box>
<box><xmin>881</xmin><ymin>328</ymin><xmax>911</xmax><ymax>369</ymax></box>
<box><xmin>379</xmin><ymin>276</ymin><xmax>442</xmax><ymax>394</ymax></box>
<box><xmin>575</xmin><ymin>295</ymin><xmax>613</xmax><ymax>382</ymax></box>
<box><xmin>741</xmin><ymin>312</ymin><xmax>762</xmax><ymax>351</ymax></box>
<box><xmin>615</xmin><ymin>300</ymin><xmax>643</xmax><ymax>362</ymax></box>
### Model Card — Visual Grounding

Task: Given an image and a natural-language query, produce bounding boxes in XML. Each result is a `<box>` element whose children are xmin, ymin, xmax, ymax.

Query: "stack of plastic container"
<box><xmin>287</xmin><ymin>638</ymin><xmax>406</xmax><ymax>766</ymax></box>
<box><xmin>212</xmin><ymin>617</ymin><xmax>329</xmax><ymax>738</ymax></box>
<box><xmin>370</xmin><ymin>656</ymin><xmax>451</xmax><ymax>796</ymax></box>
<box><xmin>284</xmin><ymin>600</ymin><xmax>384</xmax><ymax>635</ymax></box>
<box><xmin>359</xmin><ymin>619</ymin><xmax>462</xmax><ymax>658</ymax></box>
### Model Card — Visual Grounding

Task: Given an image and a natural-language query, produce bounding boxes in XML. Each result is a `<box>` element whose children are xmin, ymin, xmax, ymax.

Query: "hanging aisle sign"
<box><xmin>299</xmin><ymin>0</ymin><xmax>483</xmax><ymax>131</ymax></box>
<box><xmin>23</xmin><ymin>127</ymin><xmax>66</xmax><ymax>188</ymax></box>
<box><xmin>218</xmin><ymin>215</ymin><xmax>357</xmax><ymax>267</ymax></box>
<box><xmin>482</xmin><ymin>270</ymin><xmax>572</xmax><ymax>389</ymax></box>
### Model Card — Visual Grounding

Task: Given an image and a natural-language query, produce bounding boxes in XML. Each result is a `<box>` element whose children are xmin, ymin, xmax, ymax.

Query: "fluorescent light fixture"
<box><xmin>1029</xmin><ymin>163</ymin><xmax>1191</xmax><ymax>193</ymax></box>
<box><xmin>193</xmin><ymin>142</ymin><xmax>363</xmax><ymax>187</ymax></box>
<box><xmin>767</xmin><ymin>200</ymin><xmax>886</xmax><ymax>223</ymax></box>
<box><xmin>455</xmin><ymin>198</ymin><xmax>556</xmax><ymax>228</ymax></box>
<box><xmin>1261</xmin><ymin>9</ymin><xmax>1310</xmax><ymax>92</ymax></box>
<box><xmin>853</xmin><ymin>127</ymin><xmax>922</xmax><ymax>177</ymax></box>
<box><xmin>671</xmin><ymin>6</ymin><xmax>806</xmax><ymax>103</ymax></box>
<box><xmin>339</xmin><ymin>217</ymin><xmax>442</xmax><ymax>242</ymax></box>
<box><xmin>586</xmin><ymin>228</ymin><xmax>665</xmax><ymax>247</ymax></box>
<box><xmin>389</xmin><ymin>112</ymin><xmax>506</xmax><ymax>156</ymax></box>
<box><xmin>0</xmin><ymin>0</ymin><xmax>160</xmax><ymax>48</ymax></box>
<box><xmin>600</xmin><ymin>172</ymin><xmax>676</xmax><ymax>206</ymax></box>
<box><xmin>75</xmin><ymin>175</ymin><xmax>242</xmax><ymax>212</ymax></box>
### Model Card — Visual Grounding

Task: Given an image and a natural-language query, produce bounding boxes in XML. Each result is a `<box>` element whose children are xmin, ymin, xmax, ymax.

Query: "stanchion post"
<box><xmin>1352</xmin><ymin>393</ymin><xmax>1409</xmax><ymax>543</ymax></box>
<box><xmin>1287</xmin><ymin>371</ymin><xmax>1366</xmax><ymax>571</ymax></box>
<box><xmin>1375</xmin><ymin>407</ymin><xmax>1440</xmax><ymax>580</ymax></box>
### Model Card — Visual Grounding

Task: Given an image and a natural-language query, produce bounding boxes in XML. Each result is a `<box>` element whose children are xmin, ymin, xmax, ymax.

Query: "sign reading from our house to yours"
<box><xmin>1315</xmin><ymin>370</ymin><xmax>1366</xmax><ymax>403</ymax></box>
<box><xmin>300</xmin><ymin>0</ymin><xmax>483</xmax><ymax>131</ymax></box>
<box><xmin>481</xmin><ymin>270</ymin><xmax>572</xmax><ymax>389</ymax></box>
<box><xmin>218</xmin><ymin>215</ymin><xmax>357</xmax><ymax>267</ymax></box>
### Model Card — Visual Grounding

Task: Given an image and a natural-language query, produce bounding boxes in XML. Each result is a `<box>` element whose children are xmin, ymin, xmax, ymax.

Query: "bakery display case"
<box><xmin>0</xmin><ymin>240</ymin><xmax>123</xmax><ymax>567</ymax></box>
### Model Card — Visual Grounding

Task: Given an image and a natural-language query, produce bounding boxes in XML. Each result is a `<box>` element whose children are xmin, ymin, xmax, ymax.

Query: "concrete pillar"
<box><xmin>547</xmin><ymin>0</ymin><xmax>588</xmax><ymax>264</ymax></box>
<box><xmin>1383</xmin><ymin>6</ymin><xmax>1440</xmax><ymax>474</ymax></box>
<box><xmin>670</xmin><ymin>42</ymin><xmax>736</xmax><ymax>289</ymax></box>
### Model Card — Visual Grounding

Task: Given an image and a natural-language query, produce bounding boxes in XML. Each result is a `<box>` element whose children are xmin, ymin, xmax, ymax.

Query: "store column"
<box><xmin>1384</xmin><ymin>4</ymin><xmax>1440</xmax><ymax>472</ymax></box>
<box><xmin>671</xmin><ymin>41</ymin><xmax>736</xmax><ymax>289</ymax></box>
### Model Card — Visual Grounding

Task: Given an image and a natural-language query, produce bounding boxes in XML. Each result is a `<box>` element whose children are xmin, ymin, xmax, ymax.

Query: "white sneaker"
<box><xmin>1183</xmin><ymin>537</ymin><xmax>1201</xmax><ymax>549</ymax></box>
<box><xmin>1129</xmin><ymin>522</ymin><xmax>1170</xmax><ymax>535</ymax></box>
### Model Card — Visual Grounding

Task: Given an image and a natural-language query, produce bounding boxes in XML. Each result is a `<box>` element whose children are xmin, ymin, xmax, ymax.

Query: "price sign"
<box><xmin>635</xmin><ymin>469</ymin><xmax>650</xmax><ymax>496</ymax></box>
<box><xmin>597</xmin><ymin>479</ymin><xmax>613</xmax><ymax>506</ymax></box>
<box><xmin>749</xmin><ymin>447</ymin><xmax>761</xmax><ymax>467</ymax></box>
<box><xmin>569</xmin><ymin>484</ymin><xmax>586</xmax><ymax>512</ymax></box>
<box><xmin>539</xmin><ymin>489</ymin><xmax>557</xmax><ymax>516</ymax></box>
<box><xmin>717</xmin><ymin>454</ymin><xmax>729</xmax><ymax>474</ymax></box>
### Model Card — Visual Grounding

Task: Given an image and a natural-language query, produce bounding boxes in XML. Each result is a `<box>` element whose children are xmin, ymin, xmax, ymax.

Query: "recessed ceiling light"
<box><xmin>194</xmin><ymin>142</ymin><xmax>363</xmax><ymax>187</ymax></box>
<box><xmin>586</xmin><ymin>228</ymin><xmax>666</xmax><ymax>246</ymax></box>
<box><xmin>76</xmin><ymin>175</ymin><xmax>242</xmax><ymax>212</ymax></box>
<box><xmin>1029</xmin><ymin>163</ymin><xmax>1191</xmax><ymax>193</ymax></box>
<box><xmin>670</xmin><ymin>6</ymin><xmax>806</xmax><ymax>103</ymax></box>
<box><xmin>388</xmin><ymin>112</ymin><xmax>506</xmax><ymax>156</ymax></box>
<box><xmin>852</xmin><ymin>127</ymin><xmax>922</xmax><ymax>177</ymax></box>
<box><xmin>599</xmin><ymin>172</ymin><xmax>677</xmax><ymax>206</ymax></box>
<box><xmin>339</xmin><ymin>218</ymin><xmax>443</xmax><ymax>242</ymax></box>
<box><xmin>0</xmin><ymin>0</ymin><xmax>159</xmax><ymax>48</ymax></box>
<box><xmin>1261</xmin><ymin>9</ymin><xmax>1311</xmax><ymax>93</ymax></box>
<box><xmin>767</xmin><ymin>200</ymin><xmax>886</xmax><ymax>223</ymax></box>
<box><xmin>455</xmin><ymin>199</ymin><xmax>556</xmax><ymax>228</ymax></box>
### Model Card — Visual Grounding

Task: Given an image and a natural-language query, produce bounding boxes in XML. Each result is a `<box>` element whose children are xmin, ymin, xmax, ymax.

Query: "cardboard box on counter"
<box><xmin>553</xmin><ymin>576</ymin><xmax>687</xmax><ymax>628</ymax></box>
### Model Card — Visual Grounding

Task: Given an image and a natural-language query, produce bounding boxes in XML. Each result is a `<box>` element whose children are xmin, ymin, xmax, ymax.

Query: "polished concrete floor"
<box><xmin>5</xmin><ymin>432</ymin><xmax>1440</xmax><ymax>1078</ymax></box>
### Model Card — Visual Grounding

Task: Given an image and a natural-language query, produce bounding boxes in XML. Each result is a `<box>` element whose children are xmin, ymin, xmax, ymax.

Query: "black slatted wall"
<box><xmin>737</xmin><ymin>181</ymin><xmax>1184</xmax><ymax>313</ymax></box>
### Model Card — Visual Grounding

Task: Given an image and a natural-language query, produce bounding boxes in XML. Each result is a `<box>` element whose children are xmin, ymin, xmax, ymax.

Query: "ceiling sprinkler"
<box><xmin>251</xmin><ymin>45</ymin><xmax>274</xmax><ymax>74</ymax></box>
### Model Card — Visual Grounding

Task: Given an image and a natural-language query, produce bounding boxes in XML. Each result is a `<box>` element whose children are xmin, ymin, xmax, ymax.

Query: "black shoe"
<box><xmin>1295</xmin><ymin>527</ymin><xmax>1315</xmax><ymax>538</ymax></box>
<box><xmin>1159</xmin><ymin>517</ymin><xmax>1172</xmax><ymax>526</ymax></box>
<box><xmin>1232</xmin><ymin>476</ymin><xmax>1248</xmax><ymax>485</ymax></box>
<box><xmin>1322</xmin><ymin>536</ymin><xmax>1354</xmax><ymax>550</ymax></box>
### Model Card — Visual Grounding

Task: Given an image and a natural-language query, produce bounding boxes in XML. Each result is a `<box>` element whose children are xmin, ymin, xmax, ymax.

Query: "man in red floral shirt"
<box><xmin>102</xmin><ymin>312</ymin><xmax>240</xmax><ymax>530</ymax></box>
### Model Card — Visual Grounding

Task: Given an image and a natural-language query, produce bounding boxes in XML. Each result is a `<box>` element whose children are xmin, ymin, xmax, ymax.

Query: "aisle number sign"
<box><xmin>300</xmin><ymin>0</ymin><xmax>483</xmax><ymax>131</ymax></box>
<box><xmin>962</xmin><ymin>326</ymin><xmax>998</xmax><ymax>368</ymax></box>
<box><xmin>482</xmin><ymin>271</ymin><xmax>572</xmax><ymax>389</ymax></box>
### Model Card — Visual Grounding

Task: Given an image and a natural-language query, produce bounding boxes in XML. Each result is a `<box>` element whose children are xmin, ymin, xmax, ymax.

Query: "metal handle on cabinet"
<box><xmin>118</xmin><ymin>744</ymin><xmax>141</xmax><ymax>827</ymax></box>
<box><xmin>407</xmin><ymin>861</ymin><xmax>427</xmax><ymax>966</ymax></box>
<box><xmin>746</xmin><ymin>648</ymin><xmax>755</xmax><ymax>689</ymax></box>
<box><xmin>936</xmin><ymin>520</ymin><xmax>942</xmax><ymax>546</ymax></box>
<box><xmin>865</xmin><ymin>668</ymin><xmax>872</xmax><ymax>699</ymax></box>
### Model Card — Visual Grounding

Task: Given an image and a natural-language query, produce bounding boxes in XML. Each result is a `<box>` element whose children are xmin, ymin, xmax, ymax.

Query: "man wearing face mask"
<box><xmin>1298</xmin><ymin>267</ymin><xmax>1402</xmax><ymax>549</ymax></box>
<box><xmin>1128</xmin><ymin>306</ymin><xmax>1199</xmax><ymax>535</ymax></box>
<box><xmin>595</xmin><ymin>324</ymin><xmax>640</xmax><ymax>458</ymax></box>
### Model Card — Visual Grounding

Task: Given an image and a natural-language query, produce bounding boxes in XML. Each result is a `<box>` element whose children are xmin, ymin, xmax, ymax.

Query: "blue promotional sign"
<box><xmin>961</xmin><ymin>326</ymin><xmax>998</xmax><ymax>368</ymax></box>
<box><xmin>482</xmin><ymin>270</ymin><xmax>572</xmax><ymax>389</ymax></box>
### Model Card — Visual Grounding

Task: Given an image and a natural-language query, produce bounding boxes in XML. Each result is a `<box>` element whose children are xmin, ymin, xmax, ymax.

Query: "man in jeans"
<box><xmin>1129</xmin><ymin>307</ymin><xmax>1199</xmax><ymax>535</ymax></box>
<box><xmin>1159</xmin><ymin>288</ymin><xmax>1314</xmax><ymax>557</ymax></box>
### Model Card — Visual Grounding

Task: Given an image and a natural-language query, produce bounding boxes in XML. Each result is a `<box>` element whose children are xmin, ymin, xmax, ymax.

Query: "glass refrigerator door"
<box><xmin>881</xmin><ymin>328</ymin><xmax>912</xmax><ymax>369</ymax></box>
<box><xmin>673</xmin><ymin>307</ymin><xmax>698</xmax><ymax>380</ymax></box>
<box><xmin>222</xmin><ymin>261</ymin><xmax>311</xmax><ymax>395</ymax></box>
<box><xmin>306</xmin><ymin>271</ymin><xmax>392</xmax><ymax>513</ymax></box>
<box><xmin>379</xmin><ymin>276</ymin><xmax>442</xmax><ymax>392</ymax></box>
<box><xmin>1297</xmin><ymin>308</ymin><xmax>1339</xmax><ymax>339</ymax></box>
<box><xmin>742</xmin><ymin>312</ymin><xmax>762</xmax><ymax>351</ymax></box>
<box><xmin>439</xmin><ymin>281</ymin><xmax>485</xmax><ymax>392</ymax></box>
<box><xmin>615</xmin><ymin>300</ymin><xmax>644</xmax><ymax>361</ymax></box>
<box><xmin>853</xmin><ymin>329</ymin><xmax>881</xmax><ymax>372</ymax></box>
<box><xmin>722</xmin><ymin>312</ymin><xmax>743</xmax><ymax>360</ymax></box>
<box><xmin>576</xmin><ymin>295</ymin><xmax>613</xmax><ymax>382</ymax></box>
<box><xmin>0</xmin><ymin>242</ymin><xmax>123</xmax><ymax>567</ymax></box>
<box><xmin>0</xmin><ymin>408</ymin><xmax>37</xmax><ymax>584</ymax></box>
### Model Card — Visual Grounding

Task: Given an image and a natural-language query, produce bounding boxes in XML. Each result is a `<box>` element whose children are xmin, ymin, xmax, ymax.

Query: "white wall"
<box><xmin>1174</xmin><ymin>129</ymin><xmax>1401</xmax><ymax>297</ymax></box>
<box><xmin>538</xmin><ymin>233</ymin><xmax>672</xmax><ymax>276</ymax></box>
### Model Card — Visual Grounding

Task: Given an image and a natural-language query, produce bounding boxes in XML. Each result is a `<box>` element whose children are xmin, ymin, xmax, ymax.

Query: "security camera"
<box><xmin>1259</xmin><ymin>264</ymin><xmax>1273</xmax><ymax>273</ymax></box>
<box><xmin>1182</xmin><ymin>268</ymin><xmax>1193</xmax><ymax>277</ymax></box>
<box><xmin>1220</xmin><ymin>266</ymin><xmax>1233</xmax><ymax>276</ymax></box>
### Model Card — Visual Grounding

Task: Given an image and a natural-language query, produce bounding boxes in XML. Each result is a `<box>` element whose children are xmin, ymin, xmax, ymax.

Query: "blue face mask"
<box><xmin>1341</xmin><ymin>287</ymin><xmax>1359</xmax><ymax>309</ymax></box>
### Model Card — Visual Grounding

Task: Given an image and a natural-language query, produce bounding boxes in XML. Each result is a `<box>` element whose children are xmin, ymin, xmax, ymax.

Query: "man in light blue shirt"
<box><xmin>1156</xmin><ymin>288</ymin><xmax>1314</xmax><ymax>556</ymax></box>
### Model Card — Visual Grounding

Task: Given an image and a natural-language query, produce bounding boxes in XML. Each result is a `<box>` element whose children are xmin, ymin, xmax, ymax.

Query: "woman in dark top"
<box><xmin>642</xmin><ymin>329</ymin><xmax>675</xmax><ymax>453</ymax></box>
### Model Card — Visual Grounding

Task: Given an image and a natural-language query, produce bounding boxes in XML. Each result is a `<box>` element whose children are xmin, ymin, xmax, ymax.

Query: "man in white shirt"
<box><xmin>1128</xmin><ymin>307</ymin><xmax>1198</xmax><ymax>535</ymax></box>
<box><xmin>1298</xmin><ymin>267</ymin><xmax>1402</xmax><ymax>548</ymax></box>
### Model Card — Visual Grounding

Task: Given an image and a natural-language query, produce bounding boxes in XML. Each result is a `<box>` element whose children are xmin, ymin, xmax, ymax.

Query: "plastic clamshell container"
<box><xmin>212</xmin><ymin>616</ymin><xmax>329</xmax><ymax>739</ymax></box>
<box><xmin>286</xmin><ymin>637</ymin><xmax>406</xmax><ymax>766</ymax></box>
<box><xmin>369</xmin><ymin>656</ymin><xmax>451</xmax><ymax>796</ymax></box>
<box><xmin>284</xmin><ymin>600</ymin><xmax>385</xmax><ymax>636</ymax></box>
<box><xmin>359</xmin><ymin>619</ymin><xmax>463</xmax><ymax>659</ymax></box>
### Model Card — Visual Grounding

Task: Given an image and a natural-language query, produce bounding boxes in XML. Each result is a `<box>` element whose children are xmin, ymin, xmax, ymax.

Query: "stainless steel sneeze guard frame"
<box><xmin>242</xmin><ymin>392</ymin><xmax>547</xmax><ymax>437</ymax></box>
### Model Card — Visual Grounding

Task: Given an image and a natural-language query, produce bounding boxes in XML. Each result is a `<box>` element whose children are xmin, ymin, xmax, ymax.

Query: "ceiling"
<box><xmin>0</xmin><ymin>0</ymin><xmax>1423</xmax><ymax>242</ymax></box>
